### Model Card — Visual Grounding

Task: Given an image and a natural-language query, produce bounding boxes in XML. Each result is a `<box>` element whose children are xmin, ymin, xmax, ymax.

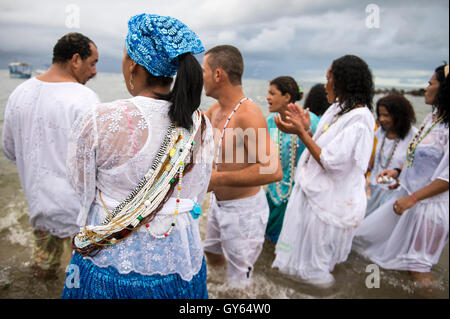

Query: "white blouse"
<box><xmin>66</xmin><ymin>96</ymin><xmax>214</xmax><ymax>280</ymax></box>
<box><xmin>368</xmin><ymin>126</ymin><xmax>418</xmax><ymax>188</ymax></box>
<box><xmin>399</xmin><ymin>112</ymin><xmax>449</xmax><ymax>202</ymax></box>
<box><xmin>1</xmin><ymin>77</ymin><xmax>100</xmax><ymax>237</ymax></box>
<box><xmin>296</xmin><ymin>102</ymin><xmax>376</xmax><ymax>228</ymax></box>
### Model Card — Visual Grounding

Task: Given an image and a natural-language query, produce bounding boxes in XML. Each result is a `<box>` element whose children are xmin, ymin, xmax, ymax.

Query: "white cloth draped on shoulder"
<box><xmin>66</xmin><ymin>96</ymin><xmax>214</xmax><ymax>281</ymax></box>
<box><xmin>273</xmin><ymin>102</ymin><xmax>375</xmax><ymax>286</ymax></box>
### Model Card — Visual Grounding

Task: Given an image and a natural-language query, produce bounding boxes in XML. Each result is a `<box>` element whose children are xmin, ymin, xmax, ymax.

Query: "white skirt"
<box><xmin>272</xmin><ymin>187</ymin><xmax>356</xmax><ymax>287</ymax></box>
<box><xmin>353</xmin><ymin>189</ymin><xmax>449</xmax><ymax>273</ymax></box>
<box><xmin>366</xmin><ymin>183</ymin><xmax>402</xmax><ymax>217</ymax></box>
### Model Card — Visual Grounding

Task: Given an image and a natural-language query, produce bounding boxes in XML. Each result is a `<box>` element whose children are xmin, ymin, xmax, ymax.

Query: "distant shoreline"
<box><xmin>374</xmin><ymin>87</ymin><xmax>425</xmax><ymax>96</ymax></box>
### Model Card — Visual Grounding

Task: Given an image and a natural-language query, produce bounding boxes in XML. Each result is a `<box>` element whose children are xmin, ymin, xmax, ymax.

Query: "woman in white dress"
<box><xmin>366</xmin><ymin>94</ymin><xmax>417</xmax><ymax>216</ymax></box>
<box><xmin>354</xmin><ymin>63</ymin><xmax>449</xmax><ymax>288</ymax></box>
<box><xmin>272</xmin><ymin>55</ymin><xmax>376</xmax><ymax>287</ymax></box>
<box><xmin>62</xmin><ymin>13</ymin><xmax>214</xmax><ymax>299</ymax></box>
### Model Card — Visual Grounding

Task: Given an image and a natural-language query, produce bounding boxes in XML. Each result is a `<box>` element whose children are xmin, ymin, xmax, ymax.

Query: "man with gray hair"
<box><xmin>2</xmin><ymin>32</ymin><xmax>100</xmax><ymax>279</ymax></box>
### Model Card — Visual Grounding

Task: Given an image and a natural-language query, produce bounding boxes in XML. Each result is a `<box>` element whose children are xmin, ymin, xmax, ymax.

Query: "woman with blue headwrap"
<box><xmin>62</xmin><ymin>13</ymin><xmax>214</xmax><ymax>299</ymax></box>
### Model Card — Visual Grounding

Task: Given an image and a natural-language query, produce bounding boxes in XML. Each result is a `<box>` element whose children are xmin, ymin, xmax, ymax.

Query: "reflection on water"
<box><xmin>0</xmin><ymin>71</ymin><xmax>447</xmax><ymax>299</ymax></box>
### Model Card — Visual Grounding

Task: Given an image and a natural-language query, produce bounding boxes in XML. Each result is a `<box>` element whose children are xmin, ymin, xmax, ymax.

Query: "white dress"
<box><xmin>1</xmin><ymin>77</ymin><xmax>100</xmax><ymax>237</ymax></box>
<box><xmin>272</xmin><ymin>102</ymin><xmax>375</xmax><ymax>286</ymax></box>
<box><xmin>366</xmin><ymin>126</ymin><xmax>417</xmax><ymax>216</ymax></box>
<box><xmin>66</xmin><ymin>96</ymin><xmax>214</xmax><ymax>281</ymax></box>
<box><xmin>353</xmin><ymin>113</ymin><xmax>449</xmax><ymax>273</ymax></box>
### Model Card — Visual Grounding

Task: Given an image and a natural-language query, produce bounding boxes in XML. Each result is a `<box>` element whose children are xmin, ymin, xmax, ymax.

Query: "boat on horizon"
<box><xmin>9</xmin><ymin>62</ymin><xmax>32</xmax><ymax>79</ymax></box>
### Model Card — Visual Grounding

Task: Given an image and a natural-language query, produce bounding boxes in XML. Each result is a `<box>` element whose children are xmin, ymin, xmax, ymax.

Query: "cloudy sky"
<box><xmin>0</xmin><ymin>0</ymin><xmax>448</xmax><ymax>88</ymax></box>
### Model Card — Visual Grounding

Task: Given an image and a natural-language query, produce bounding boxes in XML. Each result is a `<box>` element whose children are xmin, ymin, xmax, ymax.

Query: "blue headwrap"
<box><xmin>125</xmin><ymin>13</ymin><xmax>204</xmax><ymax>78</ymax></box>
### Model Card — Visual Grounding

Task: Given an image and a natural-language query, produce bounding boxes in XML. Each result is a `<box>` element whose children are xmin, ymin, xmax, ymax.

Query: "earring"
<box><xmin>129</xmin><ymin>74</ymin><xmax>135</xmax><ymax>90</ymax></box>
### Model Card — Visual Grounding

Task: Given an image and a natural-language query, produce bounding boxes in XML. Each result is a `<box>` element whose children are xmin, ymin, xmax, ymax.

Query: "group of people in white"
<box><xmin>2</xmin><ymin>13</ymin><xmax>448</xmax><ymax>298</ymax></box>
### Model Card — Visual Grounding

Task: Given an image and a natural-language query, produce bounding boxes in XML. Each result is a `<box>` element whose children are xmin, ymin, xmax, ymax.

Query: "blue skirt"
<box><xmin>61</xmin><ymin>252</ymin><xmax>208</xmax><ymax>299</ymax></box>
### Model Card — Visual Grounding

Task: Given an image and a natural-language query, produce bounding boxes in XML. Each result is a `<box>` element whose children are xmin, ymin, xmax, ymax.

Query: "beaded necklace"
<box><xmin>74</xmin><ymin>111</ymin><xmax>202</xmax><ymax>253</ymax></box>
<box><xmin>406</xmin><ymin>115</ymin><xmax>444</xmax><ymax>168</ymax></box>
<box><xmin>214</xmin><ymin>97</ymin><xmax>249</xmax><ymax>169</ymax></box>
<box><xmin>269</xmin><ymin>128</ymin><xmax>297</xmax><ymax>204</ymax></box>
<box><xmin>304</xmin><ymin>105</ymin><xmax>362</xmax><ymax>165</ymax></box>
<box><xmin>378</xmin><ymin>134</ymin><xmax>399</xmax><ymax>169</ymax></box>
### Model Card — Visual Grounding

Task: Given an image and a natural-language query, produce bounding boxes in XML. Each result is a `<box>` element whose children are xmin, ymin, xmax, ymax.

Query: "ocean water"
<box><xmin>0</xmin><ymin>70</ymin><xmax>447</xmax><ymax>299</ymax></box>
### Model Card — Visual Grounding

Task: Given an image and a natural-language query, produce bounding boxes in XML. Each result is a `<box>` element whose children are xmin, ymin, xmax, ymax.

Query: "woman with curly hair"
<box><xmin>265</xmin><ymin>76</ymin><xmax>320</xmax><ymax>243</ymax></box>
<box><xmin>365</xmin><ymin>94</ymin><xmax>417</xmax><ymax>216</ymax></box>
<box><xmin>354</xmin><ymin>63</ymin><xmax>449</xmax><ymax>288</ymax></box>
<box><xmin>272</xmin><ymin>55</ymin><xmax>375</xmax><ymax>287</ymax></box>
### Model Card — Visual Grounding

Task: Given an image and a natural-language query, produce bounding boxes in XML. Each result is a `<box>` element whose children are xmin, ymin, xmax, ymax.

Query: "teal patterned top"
<box><xmin>266</xmin><ymin>111</ymin><xmax>320</xmax><ymax>206</ymax></box>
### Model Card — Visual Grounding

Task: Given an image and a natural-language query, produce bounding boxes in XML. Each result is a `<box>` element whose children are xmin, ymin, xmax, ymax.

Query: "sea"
<box><xmin>0</xmin><ymin>70</ymin><xmax>448</xmax><ymax>299</ymax></box>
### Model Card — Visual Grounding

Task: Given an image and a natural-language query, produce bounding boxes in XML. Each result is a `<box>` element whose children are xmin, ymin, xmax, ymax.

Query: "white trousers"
<box><xmin>204</xmin><ymin>188</ymin><xmax>269</xmax><ymax>288</ymax></box>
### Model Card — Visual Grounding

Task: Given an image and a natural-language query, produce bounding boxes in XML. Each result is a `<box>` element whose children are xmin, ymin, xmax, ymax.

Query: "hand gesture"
<box><xmin>376</xmin><ymin>169</ymin><xmax>400</xmax><ymax>189</ymax></box>
<box><xmin>274</xmin><ymin>113</ymin><xmax>300</xmax><ymax>135</ymax></box>
<box><xmin>286</xmin><ymin>103</ymin><xmax>311</xmax><ymax>133</ymax></box>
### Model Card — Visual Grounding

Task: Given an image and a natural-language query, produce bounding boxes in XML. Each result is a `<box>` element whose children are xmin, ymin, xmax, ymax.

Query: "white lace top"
<box><xmin>399</xmin><ymin>112</ymin><xmax>449</xmax><ymax>203</ymax></box>
<box><xmin>1</xmin><ymin>77</ymin><xmax>100</xmax><ymax>237</ymax></box>
<box><xmin>66</xmin><ymin>96</ymin><xmax>214</xmax><ymax>280</ymax></box>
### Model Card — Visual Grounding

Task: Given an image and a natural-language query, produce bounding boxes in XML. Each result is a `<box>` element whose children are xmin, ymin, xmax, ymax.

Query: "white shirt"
<box><xmin>66</xmin><ymin>97</ymin><xmax>214</xmax><ymax>280</ymax></box>
<box><xmin>296</xmin><ymin>102</ymin><xmax>376</xmax><ymax>228</ymax></box>
<box><xmin>368</xmin><ymin>126</ymin><xmax>418</xmax><ymax>187</ymax></box>
<box><xmin>1</xmin><ymin>77</ymin><xmax>100</xmax><ymax>237</ymax></box>
<box><xmin>400</xmin><ymin>112</ymin><xmax>449</xmax><ymax>201</ymax></box>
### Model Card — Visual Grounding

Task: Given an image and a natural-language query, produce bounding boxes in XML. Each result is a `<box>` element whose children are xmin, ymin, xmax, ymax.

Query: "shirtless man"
<box><xmin>202</xmin><ymin>45</ymin><xmax>282</xmax><ymax>288</ymax></box>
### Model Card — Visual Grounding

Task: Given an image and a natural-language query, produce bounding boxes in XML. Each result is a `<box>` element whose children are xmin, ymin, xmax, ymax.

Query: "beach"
<box><xmin>0</xmin><ymin>70</ymin><xmax>448</xmax><ymax>299</ymax></box>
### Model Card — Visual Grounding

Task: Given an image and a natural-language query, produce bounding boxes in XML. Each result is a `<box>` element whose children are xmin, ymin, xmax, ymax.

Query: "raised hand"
<box><xmin>287</xmin><ymin>103</ymin><xmax>311</xmax><ymax>132</ymax></box>
<box><xmin>274</xmin><ymin>113</ymin><xmax>300</xmax><ymax>135</ymax></box>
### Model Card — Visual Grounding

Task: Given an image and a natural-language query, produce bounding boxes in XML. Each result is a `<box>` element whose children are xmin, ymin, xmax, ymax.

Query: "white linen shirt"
<box><xmin>1</xmin><ymin>77</ymin><xmax>100</xmax><ymax>237</ymax></box>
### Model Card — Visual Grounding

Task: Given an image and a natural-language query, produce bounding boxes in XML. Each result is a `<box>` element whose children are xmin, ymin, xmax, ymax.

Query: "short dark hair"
<box><xmin>52</xmin><ymin>32</ymin><xmax>95</xmax><ymax>64</ymax></box>
<box><xmin>331</xmin><ymin>55</ymin><xmax>374</xmax><ymax>113</ymax></box>
<box><xmin>303</xmin><ymin>83</ymin><xmax>331</xmax><ymax>116</ymax></box>
<box><xmin>433</xmin><ymin>62</ymin><xmax>449</xmax><ymax>125</ymax></box>
<box><xmin>269</xmin><ymin>76</ymin><xmax>302</xmax><ymax>103</ymax></box>
<box><xmin>205</xmin><ymin>45</ymin><xmax>243</xmax><ymax>85</ymax></box>
<box><xmin>376</xmin><ymin>94</ymin><xmax>416</xmax><ymax>139</ymax></box>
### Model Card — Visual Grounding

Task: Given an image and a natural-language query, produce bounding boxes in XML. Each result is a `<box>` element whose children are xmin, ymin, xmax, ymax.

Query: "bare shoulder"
<box><xmin>235</xmin><ymin>99</ymin><xmax>268</xmax><ymax>129</ymax></box>
<box><xmin>204</xmin><ymin>102</ymin><xmax>220</xmax><ymax>121</ymax></box>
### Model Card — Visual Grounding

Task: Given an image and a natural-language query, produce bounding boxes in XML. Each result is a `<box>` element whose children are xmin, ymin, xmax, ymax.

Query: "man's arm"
<box><xmin>2</xmin><ymin>100</ymin><xmax>16</xmax><ymax>163</ymax></box>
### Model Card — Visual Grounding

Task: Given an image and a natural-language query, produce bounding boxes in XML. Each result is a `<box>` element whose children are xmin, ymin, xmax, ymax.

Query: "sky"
<box><xmin>0</xmin><ymin>0</ymin><xmax>448</xmax><ymax>88</ymax></box>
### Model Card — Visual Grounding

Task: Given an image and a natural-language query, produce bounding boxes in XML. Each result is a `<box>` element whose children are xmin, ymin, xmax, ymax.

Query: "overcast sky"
<box><xmin>0</xmin><ymin>0</ymin><xmax>448</xmax><ymax>88</ymax></box>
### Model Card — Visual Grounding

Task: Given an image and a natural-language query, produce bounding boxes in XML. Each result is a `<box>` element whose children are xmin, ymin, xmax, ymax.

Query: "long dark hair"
<box><xmin>151</xmin><ymin>53</ymin><xmax>203</xmax><ymax>130</ymax></box>
<box><xmin>433</xmin><ymin>63</ymin><xmax>449</xmax><ymax>125</ymax></box>
<box><xmin>376</xmin><ymin>94</ymin><xmax>416</xmax><ymax>139</ymax></box>
<box><xmin>303</xmin><ymin>83</ymin><xmax>330</xmax><ymax>116</ymax></box>
<box><xmin>331</xmin><ymin>55</ymin><xmax>374</xmax><ymax>114</ymax></box>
